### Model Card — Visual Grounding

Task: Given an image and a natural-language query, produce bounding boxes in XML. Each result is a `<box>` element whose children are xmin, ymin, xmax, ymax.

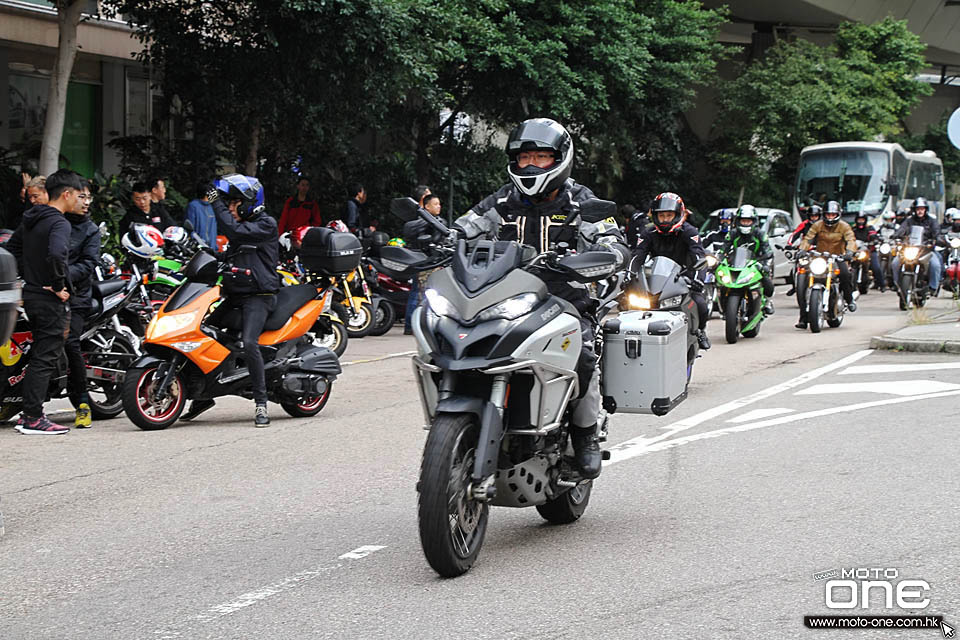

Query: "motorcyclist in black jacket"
<box><xmin>852</xmin><ymin>211</ymin><xmax>885</xmax><ymax>291</ymax></box>
<box><xmin>454</xmin><ymin>118</ymin><xmax>629</xmax><ymax>479</ymax></box>
<box><xmin>702</xmin><ymin>208</ymin><xmax>734</xmax><ymax>249</ymax></box>
<box><xmin>719</xmin><ymin>204</ymin><xmax>775</xmax><ymax>315</ymax></box>
<box><xmin>63</xmin><ymin>180</ymin><xmax>101</xmax><ymax>428</ymax></box>
<box><xmin>181</xmin><ymin>174</ymin><xmax>281</xmax><ymax>427</ymax></box>
<box><xmin>632</xmin><ymin>192</ymin><xmax>712</xmax><ymax>350</ymax></box>
<box><xmin>892</xmin><ymin>196</ymin><xmax>942</xmax><ymax>295</ymax></box>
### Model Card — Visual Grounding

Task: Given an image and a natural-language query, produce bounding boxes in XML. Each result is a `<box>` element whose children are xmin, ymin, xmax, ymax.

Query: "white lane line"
<box><xmin>342</xmin><ymin>351</ymin><xmax>416</xmax><ymax>366</ymax></box>
<box><xmin>606</xmin><ymin>349</ymin><xmax>873</xmax><ymax>463</ymax></box>
<box><xmin>608</xmin><ymin>389</ymin><xmax>960</xmax><ymax>463</ymax></box>
<box><xmin>796</xmin><ymin>380</ymin><xmax>960</xmax><ymax>396</ymax></box>
<box><xmin>725</xmin><ymin>408</ymin><xmax>795</xmax><ymax>424</ymax></box>
<box><xmin>338</xmin><ymin>545</ymin><xmax>387</xmax><ymax>560</ymax></box>
<box><xmin>840</xmin><ymin>362</ymin><xmax>960</xmax><ymax>375</ymax></box>
<box><xmin>154</xmin><ymin>545</ymin><xmax>387</xmax><ymax>638</ymax></box>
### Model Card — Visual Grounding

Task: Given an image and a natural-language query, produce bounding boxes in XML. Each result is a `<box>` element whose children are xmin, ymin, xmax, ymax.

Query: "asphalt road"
<box><xmin>1</xmin><ymin>287</ymin><xmax>958</xmax><ymax>640</ymax></box>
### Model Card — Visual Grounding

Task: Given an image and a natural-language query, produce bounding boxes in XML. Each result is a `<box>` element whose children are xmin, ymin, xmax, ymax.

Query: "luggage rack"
<box><xmin>411</xmin><ymin>356</ymin><xmax>578</xmax><ymax>435</ymax></box>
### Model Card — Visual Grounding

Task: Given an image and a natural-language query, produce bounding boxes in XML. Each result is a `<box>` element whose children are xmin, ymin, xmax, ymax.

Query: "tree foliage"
<box><xmin>709</xmin><ymin>17</ymin><xmax>931</xmax><ymax>210</ymax></box>
<box><xmin>101</xmin><ymin>0</ymin><xmax>725</xmax><ymax>218</ymax></box>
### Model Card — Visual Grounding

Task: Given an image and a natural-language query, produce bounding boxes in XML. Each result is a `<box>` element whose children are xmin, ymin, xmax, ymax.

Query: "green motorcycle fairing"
<box><xmin>716</xmin><ymin>246</ymin><xmax>766</xmax><ymax>332</ymax></box>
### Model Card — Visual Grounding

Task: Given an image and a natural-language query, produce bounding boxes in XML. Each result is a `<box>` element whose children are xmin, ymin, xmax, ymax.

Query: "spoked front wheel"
<box><xmin>418</xmin><ymin>413</ymin><xmax>489</xmax><ymax>578</ymax></box>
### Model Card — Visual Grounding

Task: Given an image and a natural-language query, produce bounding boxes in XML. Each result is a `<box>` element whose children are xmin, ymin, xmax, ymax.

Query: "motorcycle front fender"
<box><xmin>129</xmin><ymin>353</ymin><xmax>167</xmax><ymax>371</ymax></box>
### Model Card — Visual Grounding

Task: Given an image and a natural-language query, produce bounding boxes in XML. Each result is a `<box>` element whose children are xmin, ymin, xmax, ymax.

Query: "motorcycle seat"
<box><xmin>215</xmin><ymin>284</ymin><xmax>317</xmax><ymax>332</ymax></box>
<box><xmin>93</xmin><ymin>279</ymin><xmax>127</xmax><ymax>299</ymax></box>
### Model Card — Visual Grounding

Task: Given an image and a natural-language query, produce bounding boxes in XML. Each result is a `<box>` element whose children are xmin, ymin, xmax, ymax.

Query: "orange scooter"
<box><xmin>121</xmin><ymin>250</ymin><xmax>342</xmax><ymax>430</ymax></box>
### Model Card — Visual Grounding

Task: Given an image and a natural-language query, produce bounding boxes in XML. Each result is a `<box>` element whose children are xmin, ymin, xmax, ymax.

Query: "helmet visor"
<box><xmin>506</xmin><ymin>120</ymin><xmax>567</xmax><ymax>155</ymax></box>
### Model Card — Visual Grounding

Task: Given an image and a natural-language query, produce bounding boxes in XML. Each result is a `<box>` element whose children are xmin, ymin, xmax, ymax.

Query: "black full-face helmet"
<box><xmin>505</xmin><ymin>118</ymin><xmax>573</xmax><ymax>199</ymax></box>
<box><xmin>824</xmin><ymin>200</ymin><xmax>842</xmax><ymax>226</ymax></box>
<box><xmin>854</xmin><ymin>212</ymin><xmax>868</xmax><ymax>229</ymax></box>
<box><xmin>650</xmin><ymin>192</ymin><xmax>688</xmax><ymax>234</ymax></box>
<box><xmin>807</xmin><ymin>204</ymin><xmax>822</xmax><ymax>222</ymax></box>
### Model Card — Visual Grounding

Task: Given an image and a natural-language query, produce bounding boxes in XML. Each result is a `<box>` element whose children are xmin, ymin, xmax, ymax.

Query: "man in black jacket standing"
<box><xmin>7</xmin><ymin>169</ymin><xmax>82</xmax><ymax>434</ymax></box>
<box><xmin>121</xmin><ymin>181</ymin><xmax>175</xmax><ymax>232</ymax></box>
<box><xmin>181</xmin><ymin>174</ymin><xmax>280</xmax><ymax>427</ymax></box>
<box><xmin>63</xmin><ymin>179</ymin><xmax>101</xmax><ymax>428</ymax></box>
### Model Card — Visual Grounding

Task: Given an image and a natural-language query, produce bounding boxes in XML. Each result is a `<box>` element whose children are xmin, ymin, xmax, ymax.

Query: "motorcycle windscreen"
<box><xmin>730</xmin><ymin>246</ymin><xmax>754</xmax><ymax>268</ymax></box>
<box><xmin>909</xmin><ymin>226</ymin><xmax>924</xmax><ymax>245</ymax></box>
<box><xmin>642</xmin><ymin>256</ymin><xmax>684</xmax><ymax>294</ymax></box>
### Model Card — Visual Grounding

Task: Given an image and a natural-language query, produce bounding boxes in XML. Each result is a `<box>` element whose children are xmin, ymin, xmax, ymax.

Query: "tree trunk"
<box><xmin>243</xmin><ymin>122</ymin><xmax>261</xmax><ymax>176</ymax></box>
<box><xmin>39</xmin><ymin>0</ymin><xmax>85</xmax><ymax>176</ymax></box>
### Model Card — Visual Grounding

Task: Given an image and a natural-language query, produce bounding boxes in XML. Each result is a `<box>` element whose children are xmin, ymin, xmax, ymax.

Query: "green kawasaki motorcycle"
<box><xmin>715</xmin><ymin>246</ymin><xmax>768</xmax><ymax>344</ymax></box>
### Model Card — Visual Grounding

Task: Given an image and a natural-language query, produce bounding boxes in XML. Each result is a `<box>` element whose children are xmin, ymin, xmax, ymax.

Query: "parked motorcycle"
<box><xmin>392</xmin><ymin>196</ymin><xmax>624</xmax><ymax>577</ymax></box>
<box><xmin>714</xmin><ymin>246</ymin><xmax>767</xmax><ymax>343</ymax></box>
<box><xmin>121</xmin><ymin>243</ymin><xmax>348</xmax><ymax>430</ymax></box>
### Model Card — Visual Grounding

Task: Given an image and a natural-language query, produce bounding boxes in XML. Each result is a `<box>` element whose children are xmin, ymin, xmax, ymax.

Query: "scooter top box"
<box><xmin>601</xmin><ymin>310</ymin><xmax>689</xmax><ymax>416</ymax></box>
<box><xmin>300</xmin><ymin>227</ymin><xmax>362</xmax><ymax>275</ymax></box>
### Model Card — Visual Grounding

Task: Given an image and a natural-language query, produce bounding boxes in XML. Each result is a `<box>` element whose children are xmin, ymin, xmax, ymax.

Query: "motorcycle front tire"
<box><xmin>808</xmin><ymin>289</ymin><xmax>824</xmax><ymax>333</ymax></box>
<box><xmin>418</xmin><ymin>413</ymin><xmax>489</xmax><ymax>578</ymax></box>
<box><xmin>122</xmin><ymin>365</ymin><xmax>186</xmax><ymax>431</ymax></box>
<box><xmin>724</xmin><ymin>293</ymin><xmax>742</xmax><ymax>344</ymax></box>
<box><xmin>85</xmin><ymin>330</ymin><xmax>138</xmax><ymax>420</ymax></box>
<box><xmin>343</xmin><ymin>301</ymin><xmax>374</xmax><ymax>338</ymax></box>
<box><xmin>899</xmin><ymin>273</ymin><xmax>915</xmax><ymax>311</ymax></box>
<box><xmin>367</xmin><ymin>300</ymin><xmax>396</xmax><ymax>337</ymax></box>
<box><xmin>742</xmin><ymin>293</ymin><xmax>762</xmax><ymax>339</ymax></box>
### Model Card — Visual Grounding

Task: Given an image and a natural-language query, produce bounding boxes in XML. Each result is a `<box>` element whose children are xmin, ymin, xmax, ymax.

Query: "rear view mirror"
<box><xmin>886</xmin><ymin>180</ymin><xmax>900</xmax><ymax>197</ymax></box>
<box><xmin>183</xmin><ymin>219</ymin><xmax>195</xmax><ymax>232</ymax></box>
<box><xmin>579</xmin><ymin>198</ymin><xmax>617</xmax><ymax>223</ymax></box>
<box><xmin>390</xmin><ymin>197</ymin><xmax>420</xmax><ymax>223</ymax></box>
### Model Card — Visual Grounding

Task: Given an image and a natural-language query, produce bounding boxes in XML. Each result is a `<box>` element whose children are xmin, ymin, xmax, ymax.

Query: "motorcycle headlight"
<box><xmin>424</xmin><ymin>288</ymin><xmax>461</xmax><ymax>321</ymax></box>
<box><xmin>146</xmin><ymin>311</ymin><xmax>200</xmax><ymax>340</ymax></box>
<box><xmin>903</xmin><ymin>246</ymin><xmax>920</xmax><ymax>261</ymax></box>
<box><xmin>476</xmin><ymin>293</ymin><xmax>540</xmax><ymax>322</ymax></box>
<box><xmin>626</xmin><ymin>293</ymin><xmax>652</xmax><ymax>310</ymax></box>
<box><xmin>705</xmin><ymin>254</ymin><xmax>718</xmax><ymax>268</ymax></box>
<box><xmin>660</xmin><ymin>295</ymin><xmax>683</xmax><ymax>308</ymax></box>
<box><xmin>950</xmin><ymin>238</ymin><xmax>960</xmax><ymax>249</ymax></box>
<box><xmin>856</xmin><ymin>250</ymin><xmax>867</xmax><ymax>260</ymax></box>
<box><xmin>879</xmin><ymin>242</ymin><xmax>891</xmax><ymax>255</ymax></box>
<box><xmin>720</xmin><ymin>273</ymin><xmax>732</xmax><ymax>284</ymax></box>
<box><xmin>809</xmin><ymin>257</ymin><xmax>828</xmax><ymax>275</ymax></box>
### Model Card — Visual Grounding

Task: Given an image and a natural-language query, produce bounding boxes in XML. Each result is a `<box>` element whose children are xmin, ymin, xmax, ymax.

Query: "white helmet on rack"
<box><xmin>122</xmin><ymin>223</ymin><xmax>164</xmax><ymax>259</ymax></box>
<box><xmin>162</xmin><ymin>226</ymin><xmax>188</xmax><ymax>246</ymax></box>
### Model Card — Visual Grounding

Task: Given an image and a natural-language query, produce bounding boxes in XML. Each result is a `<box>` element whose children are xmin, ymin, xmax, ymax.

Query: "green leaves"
<box><xmin>711</xmin><ymin>16</ymin><xmax>931</xmax><ymax>208</ymax></box>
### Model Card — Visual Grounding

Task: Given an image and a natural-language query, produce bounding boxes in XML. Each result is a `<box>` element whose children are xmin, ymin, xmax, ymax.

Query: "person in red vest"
<box><xmin>278</xmin><ymin>176</ymin><xmax>322</xmax><ymax>234</ymax></box>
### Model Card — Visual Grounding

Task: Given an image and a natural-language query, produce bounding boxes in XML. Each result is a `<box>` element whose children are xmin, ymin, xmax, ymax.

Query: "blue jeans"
<box><xmin>892</xmin><ymin>252</ymin><xmax>942</xmax><ymax>291</ymax></box>
<box><xmin>404</xmin><ymin>278</ymin><xmax>419</xmax><ymax>329</ymax></box>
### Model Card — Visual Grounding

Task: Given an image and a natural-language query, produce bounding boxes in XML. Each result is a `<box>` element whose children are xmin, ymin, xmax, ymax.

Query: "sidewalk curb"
<box><xmin>869</xmin><ymin>335</ymin><xmax>960</xmax><ymax>353</ymax></box>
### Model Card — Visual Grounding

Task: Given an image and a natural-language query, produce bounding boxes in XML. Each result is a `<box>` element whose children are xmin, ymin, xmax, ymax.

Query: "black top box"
<box><xmin>300</xmin><ymin>227</ymin><xmax>362</xmax><ymax>275</ymax></box>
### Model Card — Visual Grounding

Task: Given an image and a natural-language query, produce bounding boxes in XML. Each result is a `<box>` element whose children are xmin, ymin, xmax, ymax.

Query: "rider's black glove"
<box><xmin>205</xmin><ymin>183</ymin><xmax>219</xmax><ymax>203</ymax></box>
<box><xmin>797</xmin><ymin>250</ymin><xmax>808</xmax><ymax>259</ymax></box>
<box><xmin>844</xmin><ymin>251</ymin><xmax>854</xmax><ymax>261</ymax></box>
<box><xmin>688</xmin><ymin>278</ymin><xmax>705</xmax><ymax>293</ymax></box>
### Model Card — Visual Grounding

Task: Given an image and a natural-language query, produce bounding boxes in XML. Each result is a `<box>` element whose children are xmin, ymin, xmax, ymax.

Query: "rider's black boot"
<box><xmin>696</xmin><ymin>329</ymin><xmax>711</xmax><ymax>350</ymax></box>
<box><xmin>571</xmin><ymin>425</ymin><xmax>602</xmax><ymax>480</ymax></box>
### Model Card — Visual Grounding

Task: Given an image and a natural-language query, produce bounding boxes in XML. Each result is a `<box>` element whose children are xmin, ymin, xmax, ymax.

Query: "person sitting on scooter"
<box><xmin>719</xmin><ymin>204</ymin><xmax>775</xmax><ymax>315</ymax></box>
<box><xmin>797</xmin><ymin>200</ymin><xmax>858</xmax><ymax>329</ymax></box>
<box><xmin>454</xmin><ymin>117</ymin><xmax>630</xmax><ymax>480</ymax></box>
<box><xmin>892</xmin><ymin>196</ymin><xmax>942</xmax><ymax>297</ymax></box>
<box><xmin>702</xmin><ymin>208</ymin><xmax>734</xmax><ymax>249</ymax></box>
<box><xmin>852</xmin><ymin>212</ymin><xmax>885</xmax><ymax>292</ymax></box>
<box><xmin>633</xmin><ymin>192</ymin><xmax>711</xmax><ymax>351</ymax></box>
<box><xmin>183</xmin><ymin>175</ymin><xmax>280</xmax><ymax>427</ymax></box>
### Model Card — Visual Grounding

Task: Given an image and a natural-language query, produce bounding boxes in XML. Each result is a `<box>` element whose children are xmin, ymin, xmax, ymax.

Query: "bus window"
<box><xmin>795</xmin><ymin>149</ymin><xmax>889</xmax><ymax>214</ymax></box>
<box><xmin>892</xmin><ymin>150</ymin><xmax>908</xmax><ymax>193</ymax></box>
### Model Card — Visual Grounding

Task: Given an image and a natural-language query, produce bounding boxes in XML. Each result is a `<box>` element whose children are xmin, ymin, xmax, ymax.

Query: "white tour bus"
<box><xmin>794</xmin><ymin>142</ymin><xmax>945</xmax><ymax>223</ymax></box>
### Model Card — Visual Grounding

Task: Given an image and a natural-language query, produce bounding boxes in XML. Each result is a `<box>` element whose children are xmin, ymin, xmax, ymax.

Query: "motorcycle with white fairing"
<box><xmin>391</xmin><ymin>197</ymin><xmax>620</xmax><ymax>578</ymax></box>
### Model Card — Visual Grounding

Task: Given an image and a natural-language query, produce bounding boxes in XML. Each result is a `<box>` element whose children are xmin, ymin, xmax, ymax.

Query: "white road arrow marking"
<box><xmin>725</xmin><ymin>408</ymin><xmax>795</xmax><ymax>424</ymax></box>
<box><xmin>338</xmin><ymin>545</ymin><xmax>387</xmax><ymax>560</ymax></box>
<box><xmin>840</xmin><ymin>362</ymin><xmax>960</xmax><ymax>375</ymax></box>
<box><xmin>795</xmin><ymin>380</ymin><xmax>960</xmax><ymax>396</ymax></box>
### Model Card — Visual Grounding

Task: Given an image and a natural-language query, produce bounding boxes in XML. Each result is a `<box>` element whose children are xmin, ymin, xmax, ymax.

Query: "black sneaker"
<box><xmin>254</xmin><ymin>404</ymin><xmax>270</xmax><ymax>428</ymax></box>
<box><xmin>403</xmin><ymin>326</ymin><xmax>413</xmax><ymax>336</ymax></box>
<box><xmin>696</xmin><ymin>329</ymin><xmax>711</xmax><ymax>350</ymax></box>
<box><xmin>570</xmin><ymin>425</ymin><xmax>601</xmax><ymax>479</ymax></box>
<box><xmin>795</xmin><ymin>320</ymin><xmax>808</xmax><ymax>330</ymax></box>
<box><xmin>763</xmin><ymin>299</ymin><xmax>775</xmax><ymax>315</ymax></box>
<box><xmin>182</xmin><ymin>399</ymin><xmax>216</xmax><ymax>421</ymax></box>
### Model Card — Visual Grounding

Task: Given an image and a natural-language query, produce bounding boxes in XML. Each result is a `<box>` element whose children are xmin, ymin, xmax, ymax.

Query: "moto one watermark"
<box><xmin>819</xmin><ymin>567</ymin><xmax>930</xmax><ymax>610</ymax></box>
<box><xmin>804</xmin><ymin>566</ymin><xmax>954</xmax><ymax>637</ymax></box>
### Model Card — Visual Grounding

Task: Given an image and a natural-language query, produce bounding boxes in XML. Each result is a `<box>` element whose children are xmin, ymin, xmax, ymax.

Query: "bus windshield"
<box><xmin>796</xmin><ymin>150</ymin><xmax>890</xmax><ymax>215</ymax></box>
